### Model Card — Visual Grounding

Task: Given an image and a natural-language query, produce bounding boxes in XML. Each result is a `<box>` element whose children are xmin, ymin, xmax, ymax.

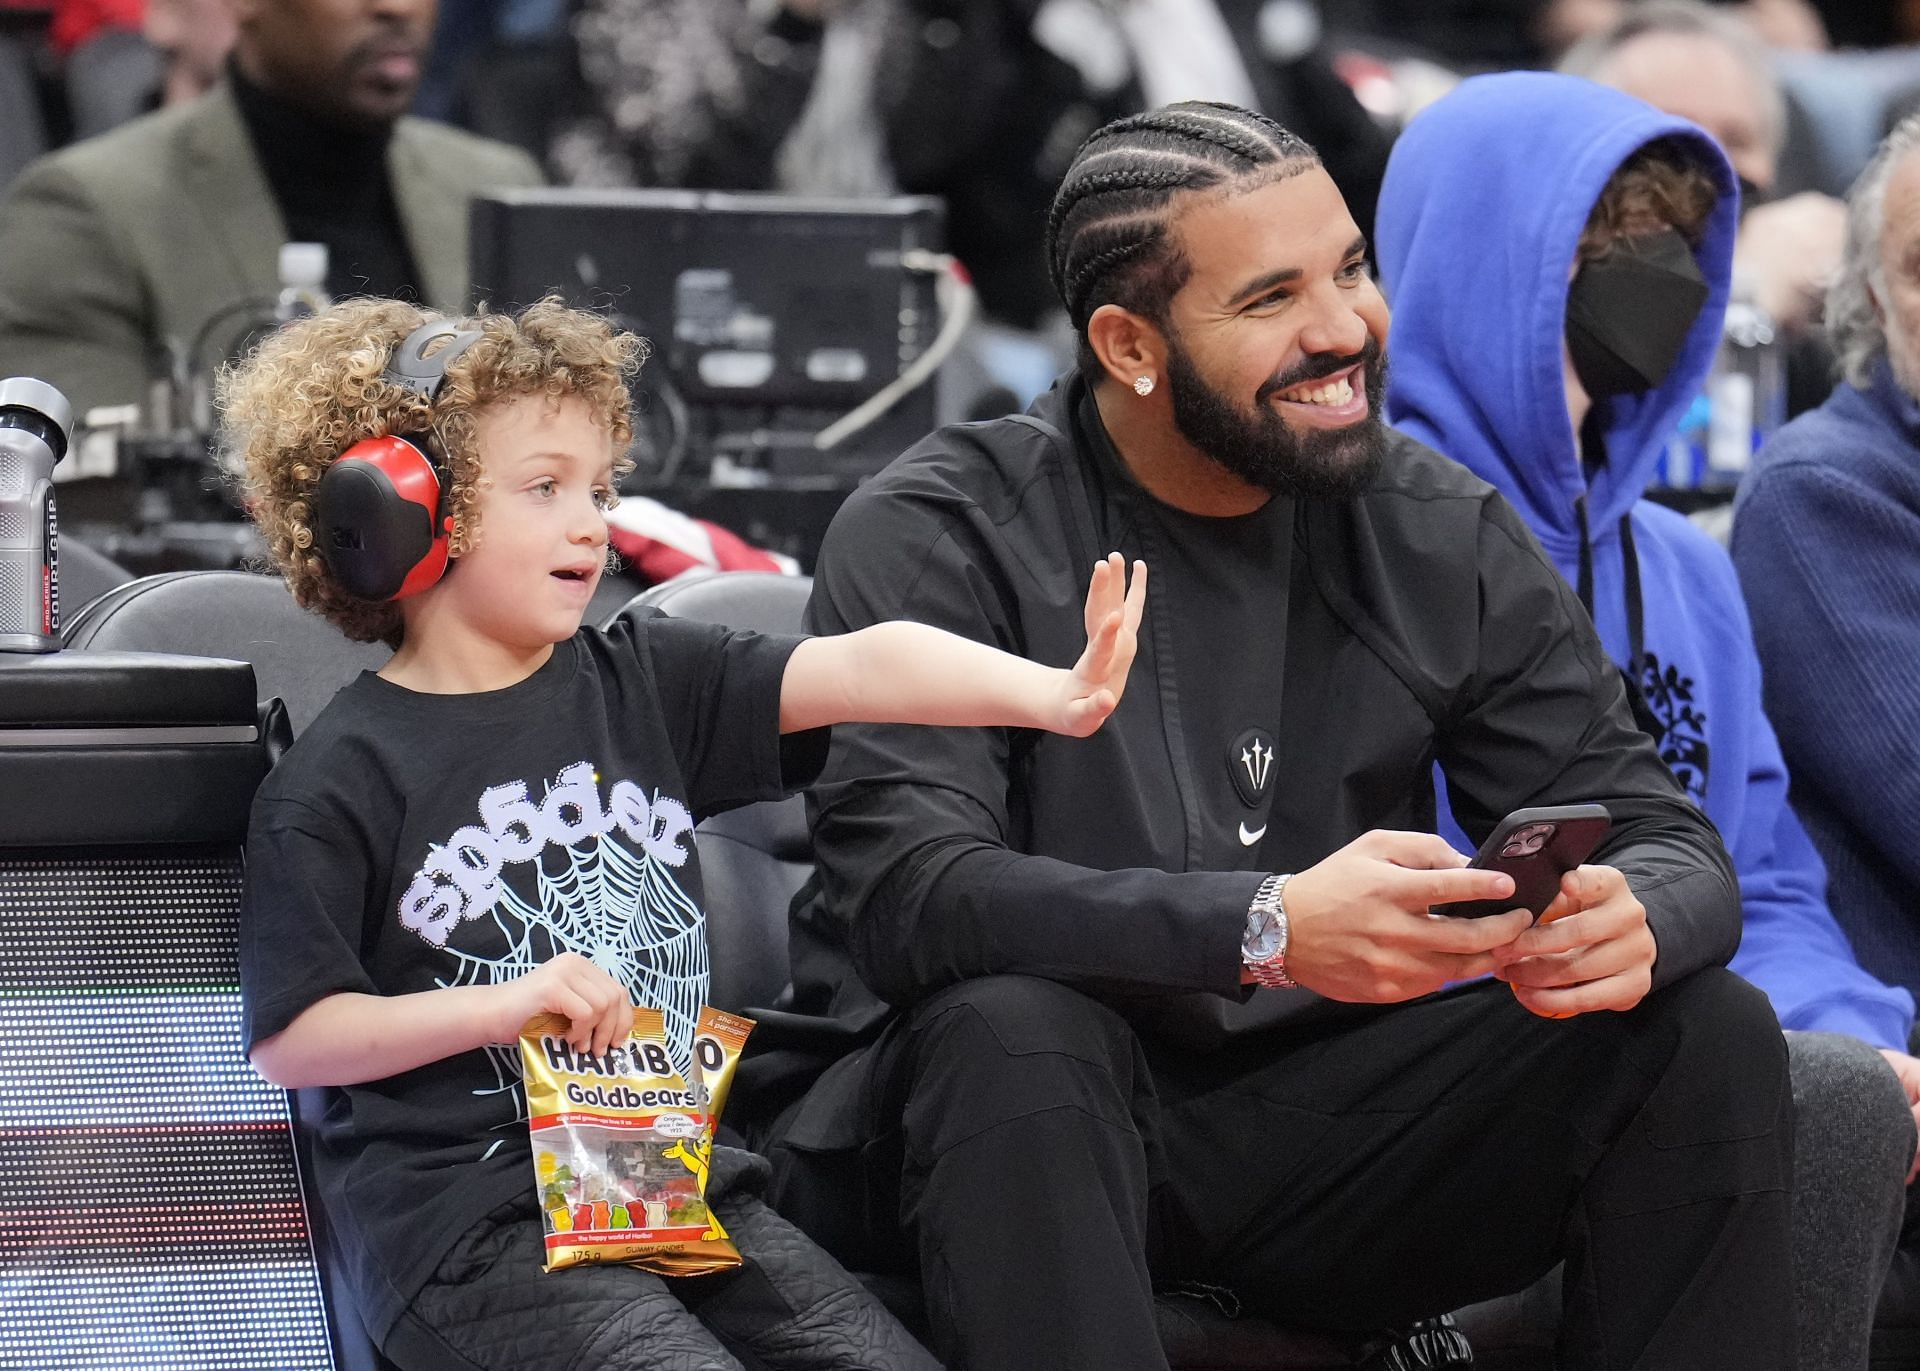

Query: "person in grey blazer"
<box><xmin>0</xmin><ymin>0</ymin><xmax>543</xmax><ymax>425</ymax></box>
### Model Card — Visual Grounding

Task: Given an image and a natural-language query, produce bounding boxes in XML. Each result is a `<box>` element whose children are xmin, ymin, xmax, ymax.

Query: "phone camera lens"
<box><xmin>1501</xmin><ymin>822</ymin><xmax>1556</xmax><ymax>858</ymax></box>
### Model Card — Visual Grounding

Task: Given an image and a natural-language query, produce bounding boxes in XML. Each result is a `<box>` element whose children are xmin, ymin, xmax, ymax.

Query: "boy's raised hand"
<box><xmin>777</xmin><ymin>552</ymin><xmax>1146</xmax><ymax>736</ymax></box>
<box><xmin>1052</xmin><ymin>554</ymin><xmax>1148</xmax><ymax>737</ymax></box>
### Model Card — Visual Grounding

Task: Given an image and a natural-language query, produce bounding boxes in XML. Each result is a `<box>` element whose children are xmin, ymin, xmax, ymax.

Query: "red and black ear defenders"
<box><xmin>313</xmin><ymin>322</ymin><xmax>487</xmax><ymax>601</ymax></box>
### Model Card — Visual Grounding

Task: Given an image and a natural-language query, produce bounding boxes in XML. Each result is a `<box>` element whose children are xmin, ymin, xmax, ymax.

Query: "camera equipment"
<box><xmin>0</xmin><ymin>376</ymin><xmax>75</xmax><ymax>651</ymax></box>
<box><xmin>468</xmin><ymin>189</ymin><xmax>959</xmax><ymax>493</ymax></box>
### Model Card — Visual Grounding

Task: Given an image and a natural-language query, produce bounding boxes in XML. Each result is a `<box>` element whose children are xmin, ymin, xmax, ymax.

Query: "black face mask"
<box><xmin>1564</xmin><ymin>228</ymin><xmax>1710</xmax><ymax>399</ymax></box>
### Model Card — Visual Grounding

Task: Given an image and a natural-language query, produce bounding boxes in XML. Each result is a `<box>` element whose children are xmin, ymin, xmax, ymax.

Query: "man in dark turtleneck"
<box><xmin>227</xmin><ymin>4</ymin><xmax>426</xmax><ymax>305</ymax></box>
<box><xmin>0</xmin><ymin>0</ymin><xmax>542</xmax><ymax>423</ymax></box>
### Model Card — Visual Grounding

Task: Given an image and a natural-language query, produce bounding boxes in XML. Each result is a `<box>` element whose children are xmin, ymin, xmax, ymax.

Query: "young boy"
<box><xmin>226</xmin><ymin>297</ymin><xmax>1146</xmax><ymax>1371</ymax></box>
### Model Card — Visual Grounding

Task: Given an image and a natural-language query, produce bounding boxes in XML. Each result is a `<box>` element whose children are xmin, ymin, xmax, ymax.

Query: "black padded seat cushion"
<box><xmin>55</xmin><ymin>534</ymin><xmax>134</xmax><ymax>617</ymax></box>
<box><xmin>0</xmin><ymin>650</ymin><xmax>273</xmax><ymax>846</ymax></box>
<box><xmin>62</xmin><ymin>569</ymin><xmax>389</xmax><ymax>735</ymax></box>
<box><xmin>613</xmin><ymin>569</ymin><xmax>812</xmax><ymax>640</ymax></box>
<box><xmin>0</xmin><ymin>647</ymin><xmax>254</xmax><ymax>726</ymax></box>
<box><xmin>616</xmin><ymin>571</ymin><xmax>816</xmax><ymax>1014</ymax></box>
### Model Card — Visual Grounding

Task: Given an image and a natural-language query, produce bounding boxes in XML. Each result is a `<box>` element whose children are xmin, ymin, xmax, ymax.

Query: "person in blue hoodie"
<box><xmin>1375</xmin><ymin>71</ymin><xmax>1920</xmax><ymax>1369</ymax></box>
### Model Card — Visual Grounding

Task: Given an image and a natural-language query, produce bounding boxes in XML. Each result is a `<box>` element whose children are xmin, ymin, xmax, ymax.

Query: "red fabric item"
<box><xmin>48</xmin><ymin>0</ymin><xmax>143</xmax><ymax>53</ymax></box>
<box><xmin>603</xmin><ymin>496</ymin><xmax>798</xmax><ymax>586</ymax></box>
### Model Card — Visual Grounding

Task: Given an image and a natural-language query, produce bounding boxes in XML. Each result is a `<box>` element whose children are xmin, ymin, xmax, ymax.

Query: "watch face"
<box><xmin>1242</xmin><ymin>908</ymin><xmax>1283</xmax><ymax>961</ymax></box>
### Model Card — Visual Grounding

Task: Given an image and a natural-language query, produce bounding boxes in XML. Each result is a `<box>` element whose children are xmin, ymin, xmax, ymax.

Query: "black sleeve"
<box><xmin>804</xmin><ymin>484</ymin><xmax>1257</xmax><ymax>1010</ymax></box>
<box><xmin>623</xmin><ymin>611</ymin><xmax>825</xmax><ymax>818</ymax></box>
<box><xmin>239</xmin><ymin>798</ymin><xmax>379</xmax><ymax>1053</ymax></box>
<box><xmin>1437</xmin><ymin>498</ymin><xmax>1742</xmax><ymax>986</ymax></box>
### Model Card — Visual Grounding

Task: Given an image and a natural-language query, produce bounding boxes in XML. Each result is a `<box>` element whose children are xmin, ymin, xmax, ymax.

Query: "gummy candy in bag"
<box><xmin>521</xmin><ymin>1007</ymin><xmax>746</xmax><ymax>1274</ymax></box>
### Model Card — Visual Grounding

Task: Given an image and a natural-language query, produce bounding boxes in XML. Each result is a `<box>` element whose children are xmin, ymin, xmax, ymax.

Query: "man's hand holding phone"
<box><xmin>1277</xmin><ymin>809</ymin><xmax>1653</xmax><ymax>1013</ymax></box>
<box><xmin>1281</xmin><ymin>831</ymin><xmax>1535</xmax><ymax>1003</ymax></box>
<box><xmin>1492</xmin><ymin>864</ymin><xmax>1657</xmax><ymax>1018</ymax></box>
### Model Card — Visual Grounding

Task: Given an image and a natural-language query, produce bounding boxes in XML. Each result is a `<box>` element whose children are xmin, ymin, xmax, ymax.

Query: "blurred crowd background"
<box><xmin>9</xmin><ymin>0</ymin><xmax>1918</xmax><ymax>213</ymax></box>
<box><xmin>3</xmin><ymin>0</ymin><xmax>1918</xmax><ymax>574</ymax></box>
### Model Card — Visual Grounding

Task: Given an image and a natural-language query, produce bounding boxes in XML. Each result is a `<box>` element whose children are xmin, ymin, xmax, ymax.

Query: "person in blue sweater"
<box><xmin>1735</xmin><ymin>116</ymin><xmax>1920</xmax><ymax>1021</ymax></box>
<box><xmin>1375</xmin><ymin>71</ymin><xmax>1919</xmax><ymax>1368</ymax></box>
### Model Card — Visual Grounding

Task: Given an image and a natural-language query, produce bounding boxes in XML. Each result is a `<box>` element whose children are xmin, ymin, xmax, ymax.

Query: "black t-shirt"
<box><xmin>240</xmin><ymin>612</ymin><xmax>820</xmax><ymax>1341</ymax></box>
<box><xmin>1076</xmin><ymin>395</ymin><xmax>1293</xmax><ymax>872</ymax></box>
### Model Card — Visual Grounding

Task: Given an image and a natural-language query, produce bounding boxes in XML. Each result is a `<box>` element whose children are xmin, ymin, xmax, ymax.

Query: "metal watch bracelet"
<box><xmin>1246</xmin><ymin>872</ymin><xmax>1299</xmax><ymax>989</ymax></box>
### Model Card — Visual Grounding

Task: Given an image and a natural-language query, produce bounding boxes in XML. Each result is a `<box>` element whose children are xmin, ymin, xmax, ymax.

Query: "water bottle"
<box><xmin>1662</xmin><ymin>279</ymin><xmax>1786</xmax><ymax>491</ymax></box>
<box><xmin>0</xmin><ymin>377</ymin><xmax>75</xmax><ymax>652</ymax></box>
<box><xmin>275</xmin><ymin>242</ymin><xmax>331</xmax><ymax>323</ymax></box>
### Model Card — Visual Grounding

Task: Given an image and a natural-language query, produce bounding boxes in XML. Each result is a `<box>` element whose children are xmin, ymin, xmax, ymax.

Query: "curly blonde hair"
<box><xmin>221</xmin><ymin>296</ymin><xmax>645</xmax><ymax>645</ymax></box>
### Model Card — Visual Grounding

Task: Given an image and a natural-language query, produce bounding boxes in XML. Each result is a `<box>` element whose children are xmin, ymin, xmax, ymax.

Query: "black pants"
<box><xmin>385</xmin><ymin>1146</ymin><xmax>941</xmax><ymax>1371</ymax></box>
<box><xmin>759</xmin><ymin>970</ymin><xmax>1796</xmax><ymax>1371</ymax></box>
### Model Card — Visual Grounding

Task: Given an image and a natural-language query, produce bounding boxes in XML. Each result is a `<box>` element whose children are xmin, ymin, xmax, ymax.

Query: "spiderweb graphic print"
<box><xmin>441</xmin><ymin>823</ymin><xmax>710</xmax><ymax>1106</ymax></box>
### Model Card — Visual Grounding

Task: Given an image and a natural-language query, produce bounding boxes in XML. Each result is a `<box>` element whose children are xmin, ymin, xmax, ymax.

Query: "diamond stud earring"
<box><xmin>1133</xmin><ymin>375</ymin><xmax>1155</xmax><ymax>397</ymax></box>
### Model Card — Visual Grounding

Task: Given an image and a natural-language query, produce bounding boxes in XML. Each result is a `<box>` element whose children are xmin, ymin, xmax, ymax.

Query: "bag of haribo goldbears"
<box><xmin>520</xmin><ymin>1006</ymin><xmax>752</xmax><ymax>1274</ymax></box>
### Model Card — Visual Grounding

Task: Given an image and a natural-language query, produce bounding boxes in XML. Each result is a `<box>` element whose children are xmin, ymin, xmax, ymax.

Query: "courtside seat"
<box><xmin>57</xmin><ymin>534</ymin><xmax>135</xmax><ymax>615</ymax></box>
<box><xmin>611</xmin><ymin>571</ymin><xmax>814</xmax><ymax>1014</ymax></box>
<box><xmin>63</xmin><ymin>569</ymin><xmax>388</xmax><ymax>735</ymax></box>
<box><xmin>0</xmin><ymin>649</ymin><xmax>362</xmax><ymax>1369</ymax></box>
<box><xmin>56</xmin><ymin>569</ymin><xmax>403</xmax><ymax>1371</ymax></box>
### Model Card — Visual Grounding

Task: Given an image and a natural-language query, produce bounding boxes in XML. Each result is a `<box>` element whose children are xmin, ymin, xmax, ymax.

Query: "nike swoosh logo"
<box><xmin>1238</xmin><ymin>822</ymin><xmax>1267</xmax><ymax>847</ymax></box>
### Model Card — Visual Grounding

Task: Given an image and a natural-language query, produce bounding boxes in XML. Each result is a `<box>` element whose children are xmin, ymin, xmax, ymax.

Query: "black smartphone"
<box><xmin>1429</xmin><ymin>803</ymin><xmax>1612</xmax><ymax>920</ymax></box>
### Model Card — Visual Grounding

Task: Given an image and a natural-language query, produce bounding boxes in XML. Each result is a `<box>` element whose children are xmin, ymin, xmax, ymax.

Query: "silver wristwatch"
<box><xmin>1241</xmin><ymin>872</ymin><xmax>1298</xmax><ymax>989</ymax></box>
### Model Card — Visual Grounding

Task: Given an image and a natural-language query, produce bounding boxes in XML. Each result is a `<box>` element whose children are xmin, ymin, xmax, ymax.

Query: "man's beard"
<box><xmin>1162</xmin><ymin>331</ymin><xmax>1389</xmax><ymax>499</ymax></box>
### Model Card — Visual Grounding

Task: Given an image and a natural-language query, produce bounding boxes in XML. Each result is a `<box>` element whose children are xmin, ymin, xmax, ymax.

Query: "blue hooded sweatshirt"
<box><xmin>1375</xmin><ymin>71</ymin><xmax>1913</xmax><ymax>1048</ymax></box>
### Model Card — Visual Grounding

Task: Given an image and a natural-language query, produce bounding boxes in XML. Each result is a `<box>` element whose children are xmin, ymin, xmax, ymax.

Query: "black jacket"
<box><xmin>769</xmin><ymin>377</ymin><xmax>1739</xmax><ymax>1066</ymax></box>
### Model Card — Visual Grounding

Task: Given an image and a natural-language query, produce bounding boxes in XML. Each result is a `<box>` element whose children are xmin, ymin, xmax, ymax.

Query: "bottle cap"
<box><xmin>279</xmin><ymin>242</ymin><xmax>330</xmax><ymax>289</ymax></box>
<box><xmin>0</xmin><ymin>376</ymin><xmax>74</xmax><ymax>462</ymax></box>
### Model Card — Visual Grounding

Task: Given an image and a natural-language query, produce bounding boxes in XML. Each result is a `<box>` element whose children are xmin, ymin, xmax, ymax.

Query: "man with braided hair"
<box><xmin>748</xmin><ymin>101</ymin><xmax>1796</xmax><ymax>1370</ymax></box>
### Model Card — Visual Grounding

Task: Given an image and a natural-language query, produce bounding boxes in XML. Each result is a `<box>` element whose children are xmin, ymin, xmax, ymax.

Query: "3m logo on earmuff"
<box><xmin>313</xmin><ymin>322</ymin><xmax>484</xmax><ymax>602</ymax></box>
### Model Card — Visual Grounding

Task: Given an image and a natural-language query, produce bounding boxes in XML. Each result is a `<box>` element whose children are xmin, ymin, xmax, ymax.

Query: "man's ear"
<box><xmin>1086</xmin><ymin>304</ymin><xmax>1168</xmax><ymax>391</ymax></box>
